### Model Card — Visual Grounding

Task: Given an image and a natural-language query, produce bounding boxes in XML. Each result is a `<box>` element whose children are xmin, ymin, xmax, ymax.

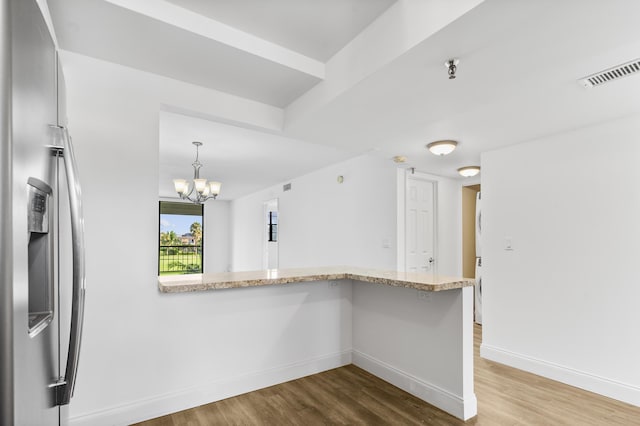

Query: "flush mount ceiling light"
<box><xmin>173</xmin><ymin>141</ymin><xmax>222</xmax><ymax>204</ymax></box>
<box><xmin>457</xmin><ymin>166</ymin><xmax>480</xmax><ymax>177</ymax></box>
<box><xmin>427</xmin><ymin>140</ymin><xmax>458</xmax><ymax>156</ymax></box>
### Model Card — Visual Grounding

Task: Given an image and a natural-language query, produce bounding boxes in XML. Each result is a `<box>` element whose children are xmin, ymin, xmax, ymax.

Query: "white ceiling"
<box><xmin>48</xmin><ymin>0</ymin><xmax>640</xmax><ymax>196</ymax></box>
<box><xmin>164</xmin><ymin>0</ymin><xmax>397</xmax><ymax>61</ymax></box>
<box><xmin>47</xmin><ymin>0</ymin><xmax>326</xmax><ymax>107</ymax></box>
<box><xmin>159</xmin><ymin>111</ymin><xmax>356</xmax><ymax>200</ymax></box>
<box><xmin>285</xmin><ymin>0</ymin><xmax>640</xmax><ymax>177</ymax></box>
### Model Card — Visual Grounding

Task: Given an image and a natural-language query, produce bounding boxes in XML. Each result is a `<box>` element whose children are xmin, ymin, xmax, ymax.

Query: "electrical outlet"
<box><xmin>417</xmin><ymin>290</ymin><xmax>431</xmax><ymax>301</ymax></box>
<box><xmin>328</xmin><ymin>280</ymin><xmax>340</xmax><ymax>288</ymax></box>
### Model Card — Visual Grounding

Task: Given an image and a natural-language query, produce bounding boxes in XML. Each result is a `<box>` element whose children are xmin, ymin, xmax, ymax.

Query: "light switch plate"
<box><xmin>504</xmin><ymin>237</ymin><xmax>514</xmax><ymax>251</ymax></box>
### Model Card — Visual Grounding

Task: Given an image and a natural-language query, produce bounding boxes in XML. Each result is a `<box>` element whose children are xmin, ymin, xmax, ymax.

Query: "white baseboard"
<box><xmin>69</xmin><ymin>350</ymin><xmax>352</xmax><ymax>426</ymax></box>
<box><xmin>352</xmin><ymin>350</ymin><xmax>477</xmax><ymax>421</ymax></box>
<box><xmin>481</xmin><ymin>343</ymin><xmax>640</xmax><ymax>407</ymax></box>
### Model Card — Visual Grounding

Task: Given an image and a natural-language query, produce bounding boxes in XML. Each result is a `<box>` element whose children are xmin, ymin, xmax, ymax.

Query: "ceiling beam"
<box><xmin>105</xmin><ymin>0</ymin><xmax>325</xmax><ymax>79</ymax></box>
<box><xmin>284</xmin><ymin>0</ymin><xmax>484</xmax><ymax>127</ymax></box>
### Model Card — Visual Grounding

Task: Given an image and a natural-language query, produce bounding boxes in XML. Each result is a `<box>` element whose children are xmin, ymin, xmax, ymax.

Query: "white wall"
<box><xmin>60</xmin><ymin>52</ymin><xmax>352</xmax><ymax>425</ymax></box>
<box><xmin>480</xmin><ymin>114</ymin><xmax>640</xmax><ymax>406</ymax></box>
<box><xmin>352</xmin><ymin>284</ymin><xmax>476</xmax><ymax>419</ymax></box>
<box><xmin>231</xmin><ymin>154</ymin><xmax>399</xmax><ymax>271</ymax></box>
<box><xmin>432</xmin><ymin>173</ymin><xmax>464</xmax><ymax>276</ymax></box>
<box><xmin>230</xmin><ymin>158</ymin><xmax>465</xmax><ymax>276</ymax></box>
<box><xmin>203</xmin><ymin>200</ymin><xmax>231</xmax><ymax>272</ymax></box>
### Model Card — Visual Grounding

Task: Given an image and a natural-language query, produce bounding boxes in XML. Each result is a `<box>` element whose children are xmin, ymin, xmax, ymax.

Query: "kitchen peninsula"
<box><xmin>158</xmin><ymin>267</ymin><xmax>477</xmax><ymax>420</ymax></box>
<box><xmin>158</xmin><ymin>266</ymin><xmax>473</xmax><ymax>293</ymax></box>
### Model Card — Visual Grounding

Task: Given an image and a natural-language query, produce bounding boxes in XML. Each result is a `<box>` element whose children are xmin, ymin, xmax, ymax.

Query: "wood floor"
<box><xmin>134</xmin><ymin>325</ymin><xmax>640</xmax><ymax>425</ymax></box>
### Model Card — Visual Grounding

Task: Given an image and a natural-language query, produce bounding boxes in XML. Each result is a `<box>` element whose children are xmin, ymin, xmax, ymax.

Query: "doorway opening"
<box><xmin>461</xmin><ymin>184</ymin><xmax>480</xmax><ymax>278</ymax></box>
<box><xmin>462</xmin><ymin>184</ymin><xmax>481</xmax><ymax>325</ymax></box>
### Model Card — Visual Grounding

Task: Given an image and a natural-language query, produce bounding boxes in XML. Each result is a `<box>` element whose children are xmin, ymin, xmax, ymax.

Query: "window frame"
<box><xmin>268</xmin><ymin>211</ymin><xmax>278</xmax><ymax>242</ymax></box>
<box><xmin>158</xmin><ymin>201</ymin><xmax>204</xmax><ymax>276</ymax></box>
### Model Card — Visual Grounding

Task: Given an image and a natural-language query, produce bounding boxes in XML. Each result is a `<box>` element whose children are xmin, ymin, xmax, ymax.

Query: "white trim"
<box><xmin>352</xmin><ymin>350</ymin><xmax>477</xmax><ymax>420</ymax></box>
<box><xmin>481</xmin><ymin>343</ymin><xmax>640</xmax><ymax>407</ymax></box>
<box><xmin>69</xmin><ymin>350</ymin><xmax>352</xmax><ymax>426</ymax></box>
<box><xmin>432</xmin><ymin>179</ymin><xmax>439</xmax><ymax>273</ymax></box>
<box><xmin>35</xmin><ymin>0</ymin><xmax>59</xmax><ymax>49</ymax></box>
<box><xmin>396</xmin><ymin>169</ymin><xmax>406</xmax><ymax>271</ymax></box>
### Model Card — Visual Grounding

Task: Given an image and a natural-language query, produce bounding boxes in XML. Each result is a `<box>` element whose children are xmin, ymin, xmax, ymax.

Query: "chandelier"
<box><xmin>173</xmin><ymin>141</ymin><xmax>222</xmax><ymax>204</ymax></box>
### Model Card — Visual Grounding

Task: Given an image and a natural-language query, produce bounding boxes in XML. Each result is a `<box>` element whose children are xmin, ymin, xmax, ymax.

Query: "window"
<box><xmin>159</xmin><ymin>201</ymin><xmax>203</xmax><ymax>275</ymax></box>
<box><xmin>268</xmin><ymin>211</ymin><xmax>278</xmax><ymax>242</ymax></box>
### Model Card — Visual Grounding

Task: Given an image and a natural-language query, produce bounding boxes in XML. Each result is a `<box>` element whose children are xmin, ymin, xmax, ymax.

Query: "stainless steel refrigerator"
<box><xmin>1</xmin><ymin>0</ymin><xmax>86</xmax><ymax>424</ymax></box>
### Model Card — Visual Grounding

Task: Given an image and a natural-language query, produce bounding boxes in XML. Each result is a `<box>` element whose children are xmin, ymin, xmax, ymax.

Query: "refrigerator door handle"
<box><xmin>49</xmin><ymin>125</ymin><xmax>86</xmax><ymax>406</ymax></box>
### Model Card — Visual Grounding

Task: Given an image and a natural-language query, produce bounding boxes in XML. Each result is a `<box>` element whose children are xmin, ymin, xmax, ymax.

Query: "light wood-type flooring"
<box><xmin>134</xmin><ymin>325</ymin><xmax>640</xmax><ymax>425</ymax></box>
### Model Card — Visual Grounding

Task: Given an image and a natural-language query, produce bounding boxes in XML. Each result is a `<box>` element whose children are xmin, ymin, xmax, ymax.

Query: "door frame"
<box><xmin>461</xmin><ymin>184</ymin><xmax>481</xmax><ymax>279</ymax></box>
<box><xmin>396</xmin><ymin>169</ymin><xmax>438</xmax><ymax>272</ymax></box>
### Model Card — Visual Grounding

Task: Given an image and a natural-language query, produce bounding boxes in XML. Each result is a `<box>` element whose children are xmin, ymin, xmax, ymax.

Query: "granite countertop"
<box><xmin>158</xmin><ymin>266</ymin><xmax>475</xmax><ymax>293</ymax></box>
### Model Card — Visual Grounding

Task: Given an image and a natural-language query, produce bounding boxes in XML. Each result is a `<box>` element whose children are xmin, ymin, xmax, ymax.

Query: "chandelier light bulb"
<box><xmin>173</xmin><ymin>179</ymin><xmax>187</xmax><ymax>195</ymax></box>
<box><xmin>194</xmin><ymin>178</ymin><xmax>207</xmax><ymax>194</ymax></box>
<box><xmin>209</xmin><ymin>181</ymin><xmax>222</xmax><ymax>196</ymax></box>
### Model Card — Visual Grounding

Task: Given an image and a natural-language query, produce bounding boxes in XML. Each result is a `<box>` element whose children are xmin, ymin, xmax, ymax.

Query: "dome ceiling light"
<box><xmin>426</xmin><ymin>140</ymin><xmax>458</xmax><ymax>156</ymax></box>
<box><xmin>457</xmin><ymin>166</ymin><xmax>480</xmax><ymax>177</ymax></box>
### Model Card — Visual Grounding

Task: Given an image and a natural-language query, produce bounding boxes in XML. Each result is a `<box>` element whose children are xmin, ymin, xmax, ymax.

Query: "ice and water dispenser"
<box><xmin>27</xmin><ymin>176</ymin><xmax>54</xmax><ymax>337</ymax></box>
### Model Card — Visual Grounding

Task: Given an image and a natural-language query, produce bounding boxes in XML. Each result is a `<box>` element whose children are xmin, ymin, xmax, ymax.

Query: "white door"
<box><xmin>405</xmin><ymin>177</ymin><xmax>435</xmax><ymax>273</ymax></box>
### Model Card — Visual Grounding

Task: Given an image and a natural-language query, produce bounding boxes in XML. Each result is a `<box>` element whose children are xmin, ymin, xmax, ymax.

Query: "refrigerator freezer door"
<box><xmin>12</xmin><ymin>0</ymin><xmax>60</xmax><ymax>424</ymax></box>
<box><xmin>1</xmin><ymin>0</ymin><xmax>13</xmax><ymax>424</ymax></box>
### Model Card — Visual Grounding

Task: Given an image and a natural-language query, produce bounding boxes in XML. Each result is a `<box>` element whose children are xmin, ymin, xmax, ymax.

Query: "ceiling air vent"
<box><xmin>579</xmin><ymin>58</ymin><xmax>640</xmax><ymax>88</ymax></box>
